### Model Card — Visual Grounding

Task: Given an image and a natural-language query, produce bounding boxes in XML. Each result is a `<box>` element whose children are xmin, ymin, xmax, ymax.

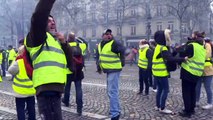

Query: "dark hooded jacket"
<box><xmin>154</xmin><ymin>31</ymin><xmax>185</xmax><ymax>74</ymax></box>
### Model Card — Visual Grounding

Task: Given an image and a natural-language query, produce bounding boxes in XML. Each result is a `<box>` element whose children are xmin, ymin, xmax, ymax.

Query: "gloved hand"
<box><xmin>96</xmin><ymin>65</ymin><xmax>102</xmax><ymax>74</ymax></box>
<box><xmin>96</xmin><ymin>69</ymin><xmax>102</xmax><ymax>74</ymax></box>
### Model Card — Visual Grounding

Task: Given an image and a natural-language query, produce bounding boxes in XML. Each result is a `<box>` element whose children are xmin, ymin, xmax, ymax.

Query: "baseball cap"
<box><xmin>104</xmin><ymin>29</ymin><xmax>112</xmax><ymax>34</ymax></box>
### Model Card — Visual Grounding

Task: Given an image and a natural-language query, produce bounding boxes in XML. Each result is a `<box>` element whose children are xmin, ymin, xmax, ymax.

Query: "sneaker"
<box><xmin>154</xmin><ymin>107</ymin><xmax>160</xmax><ymax>111</ymax></box>
<box><xmin>152</xmin><ymin>88</ymin><xmax>157</xmax><ymax>93</ymax></box>
<box><xmin>111</xmin><ymin>114</ymin><xmax>120</xmax><ymax>120</ymax></box>
<box><xmin>202</xmin><ymin>104</ymin><xmax>213</xmax><ymax>110</ymax></box>
<box><xmin>160</xmin><ymin>109</ymin><xmax>173</xmax><ymax>114</ymax></box>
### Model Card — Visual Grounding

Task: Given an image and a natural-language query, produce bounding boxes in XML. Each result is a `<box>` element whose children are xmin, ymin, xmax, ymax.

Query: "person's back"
<box><xmin>25</xmin><ymin>0</ymin><xmax>68</xmax><ymax>119</ymax></box>
<box><xmin>62</xmin><ymin>33</ymin><xmax>86</xmax><ymax>115</ymax></box>
<box><xmin>8</xmin><ymin>45</ymin><xmax>36</xmax><ymax>120</ymax></box>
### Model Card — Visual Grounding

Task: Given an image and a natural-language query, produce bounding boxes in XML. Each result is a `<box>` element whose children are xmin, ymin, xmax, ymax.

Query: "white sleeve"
<box><xmin>8</xmin><ymin>61</ymin><xmax>19</xmax><ymax>75</ymax></box>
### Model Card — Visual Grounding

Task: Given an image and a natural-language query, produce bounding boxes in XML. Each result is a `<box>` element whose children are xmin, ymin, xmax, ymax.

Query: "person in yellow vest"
<box><xmin>96</xmin><ymin>29</ymin><xmax>125</xmax><ymax>120</ymax></box>
<box><xmin>195</xmin><ymin>37</ymin><xmax>213</xmax><ymax>110</ymax></box>
<box><xmin>25</xmin><ymin>0</ymin><xmax>68</xmax><ymax>119</ymax></box>
<box><xmin>76</xmin><ymin>36</ymin><xmax>88</xmax><ymax>56</ymax></box>
<box><xmin>8</xmin><ymin>45</ymin><xmax>16</xmax><ymax>67</ymax></box>
<box><xmin>0</xmin><ymin>49</ymin><xmax>2</xmax><ymax>82</ymax></box>
<box><xmin>153</xmin><ymin>29</ymin><xmax>186</xmax><ymax>114</ymax></box>
<box><xmin>179</xmin><ymin>32</ymin><xmax>206</xmax><ymax>118</ymax></box>
<box><xmin>62</xmin><ymin>32</ymin><xmax>87</xmax><ymax>116</ymax></box>
<box><xmin>8</xmin><ymin>45</ymin><xmax>36</xmax><ymax>120</ymax></box>
<box><xmin>137</xmin><ymin>39</ymin><xmax>153</xmax><ymax>95</ymax></box>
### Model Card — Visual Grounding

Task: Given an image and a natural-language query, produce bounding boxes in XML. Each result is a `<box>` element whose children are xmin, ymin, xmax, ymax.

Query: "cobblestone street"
<box><xmin>0</xmin><ymin>61</ymin><xmax>212</xmax><ymax>120</ymax></box>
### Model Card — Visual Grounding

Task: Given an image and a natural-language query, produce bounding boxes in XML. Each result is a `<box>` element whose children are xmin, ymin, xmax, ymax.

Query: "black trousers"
<box><xmin>37</xmin><ymin>92</ymin><xmax>62</xmax><ymax>120</ymax></box>
<box><xmin>181</xmin><ymin>79</ymin><xmax>197</xmax><ymax>113</ymax></box>
<box><xmin>139</xmin><ymin>68</ymin><xmax>149</xmax><ymax>94</ymax></box>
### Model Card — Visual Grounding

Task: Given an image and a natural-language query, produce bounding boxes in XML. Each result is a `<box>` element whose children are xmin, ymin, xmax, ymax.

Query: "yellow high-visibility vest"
<box><xmin>12</xmin><ymin>59</ymin><xmax>35</xmax><ymax>95</ymax></box>
<box><xmin>25</xmin><ymin>32</ymin><xmax>67</xmax><ymax>88</ymax></box>
<box><xmin>138</xmin><ymin>47</ymin><xmax>149</xmax><ymax>69</ymax></box>
<box><xmin>181</xmin><ymin>43</ymin><xmax>206</xmax><ymax>76</ymax></box>
<box><xmin>98</xmin><ymin>40</ymin><xmax>122</xmax><ymax>70</ymax></box>
<box><xmin>152</xmin><ymin>44</ymin><xmax>169</xmax><ymax>77</ymax></box>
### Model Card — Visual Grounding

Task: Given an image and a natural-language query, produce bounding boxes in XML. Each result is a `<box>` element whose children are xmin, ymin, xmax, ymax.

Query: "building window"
<box><xmin>168</xmin><ymin>21</ymin><xmax>174</xmax><ymax>32</ymax></box>
<box><xmin>131</xmin><ymin>9</ymin><xmax>136</xmax><ymax>16</ymax></box>
<box><xmin>131</xmin><ymin>26</ymin><xmax>136</xmax><ymax>35</ymax></box>
<box><xmin>156</xmin><ymin>6</ymin><xmax>163</xmax><ymax>16</ymax></box>
<box><xmin>117</xmin><ymin>27</ymin><xmax>121</xmax><ymax>35</ymax></box>
<box><xmin>157</xmin><ymin>22</ymin><xmax>162</xmax><ymax>31</ymax></box>
<box><xmin>92</xmin><ymin>13</ymin><xmax>95</xmax><ymax>21</ymax></box>
<box><xmin>182</xmin><ymin>23</ymin><xmax>188</xmax><ymax>34</ymax></box>
<box><xmin>92</xmin><ymin>27</ymin><xmax>96</xmax><ymax>37</ymax></box>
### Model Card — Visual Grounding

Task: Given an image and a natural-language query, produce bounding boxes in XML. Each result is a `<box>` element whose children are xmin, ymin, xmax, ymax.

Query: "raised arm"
<box><xmin>26</xmin><ymin>0</ymin><xmax>56</xmax><ymax>47</ymax></box>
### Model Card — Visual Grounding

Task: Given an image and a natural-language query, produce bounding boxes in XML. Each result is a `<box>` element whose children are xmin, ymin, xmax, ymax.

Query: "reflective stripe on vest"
<box><xmin>98</xmin><ymin>40</ymin><xmax>122</xmax><ymax>70</ymax></box>
<box><xmin>25</xmin><ymin>32</ymin><xmax>67</xmax><ymax>88</ymax></box>
<box><xmin>12</xmin><ymin>59</ymin><xmax>35</xmax><ymax>95</ymax></box>
<box><xmin>205</xmin><ymin>58</ymin><xmax>212</xmax><ymax>67</ymax></box>
<box><xmin>181</xmin><ymin>43</ymin><xmax>206</xmax><ymax>76</ymax></box>
<box><xmin>138</xmin><ymin>47</ymin><xmax>149</xmax><ymax>69</ymax></box>
<box><xmin>152</xmin><ymin>44</ymin><xmax>169</xmax><ymax>77</ymax></box>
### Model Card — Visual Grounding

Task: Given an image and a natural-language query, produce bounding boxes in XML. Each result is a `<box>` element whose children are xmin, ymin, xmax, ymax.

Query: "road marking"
<box><xmin>120</xmin><ymin>74</ymin><xmax>130</xmax><ymax>77</ymax></box>
<box><xmin>0</xmin><ymin>106</ymin><xmax>16</xmax><ymax>114</ymax></box>
<box><xmin>0</xmin><ymin>90</ymin><xmax>108</xmax><ymax>119</ymax></box>
<box><xmin>82</xmin><ymin>82</ymin><xmax>106</xmax><ymax>87</ymax></box>
<box><xmin>62</xmin><ymin>106</ymin><xmax>107</xmax><ymax>119</ymax></box>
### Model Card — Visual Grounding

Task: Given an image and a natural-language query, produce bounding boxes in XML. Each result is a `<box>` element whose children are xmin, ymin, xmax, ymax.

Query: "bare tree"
<box><xmin>166</xmin><ymin>0</ymin><xmax>191</xmax><ymax>43</ymax></box>
<box><xmin>54</xmin><ymin>0</ymin><xmax>87</xmax><ymax>34</ymax></box>
<box><xmin>185</xmin><ymin>0</ymin><xmax>209</xmax><ymax>35</ymax></box>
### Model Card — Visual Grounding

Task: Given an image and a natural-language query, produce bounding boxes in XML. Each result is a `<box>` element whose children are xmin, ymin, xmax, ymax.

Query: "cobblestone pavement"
<box><xmin>0</xmin><ymin>61</ymin><xmax>212</xmax><ymax>120</ymax></box>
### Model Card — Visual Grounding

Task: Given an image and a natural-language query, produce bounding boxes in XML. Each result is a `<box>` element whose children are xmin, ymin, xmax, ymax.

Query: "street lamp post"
<box><xmin>146</xmin><ymin>1</ymin><xmax>152</xmax><ymax>41</ymax></box>
<box><xmin>210</xmin><ymin>1</ymin><xmax>213</xmax><ymax>38</ymax></box>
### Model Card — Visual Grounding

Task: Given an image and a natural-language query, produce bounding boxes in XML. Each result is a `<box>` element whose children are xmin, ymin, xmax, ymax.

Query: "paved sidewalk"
<box><xmin>0</xmin><ymin>61</ymin><xmax>212</xmax><ymax>120</ymax></box>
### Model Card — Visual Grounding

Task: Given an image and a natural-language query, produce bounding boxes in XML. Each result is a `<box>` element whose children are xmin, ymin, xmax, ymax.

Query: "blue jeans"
<box><xmin>63</xmin><ymin>74</ymin><xmax>83</xmax><ymax>110</ymax></box>
<box><xmin>155</xmin><ymin>76</ymin><xmax>169</xmax><ymax>110</ymax></box>
<box><xmin>107</xmin><ymin>71</ymin><xmax>121</xmax><ymax>118</ymax></box>
<box><xmin>37</xmin><ymin>92</ymin><xmax>62</xmax><ymax>120</ymax></box>
<box><xmin>153</xmin><ymin>77</ymin><xmax>157</xmax><ymax>89</ymax></box>
<box><xmin>196</xmin><ymin>76</ymin><xmax>212</xmax><ymax>104</ymax></box>
<box><xmin>15</xmin><ymin>96</ymin><xmax>35</xmax><ymax>120</ymax></box>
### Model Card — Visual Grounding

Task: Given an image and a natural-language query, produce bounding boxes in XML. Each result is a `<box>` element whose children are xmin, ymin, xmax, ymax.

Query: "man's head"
<box><xmin>154</xmin><ymin>29</ymin><xmax>171</xmax><ymax>46</ymax></box>
<box><xmin>68</xmin><ymin>32</ymin><xmax>75</xmax><ymax>42</ymax></box>
<box><xmin>102</xmin><ymin>29</ymin><xmax>113</xmax><ymax>41</ymax></box>
<box><xmin>18</xmin><ymin>39</ymin><xmax>24</xmax><ymax>46</ymax></box>
<box><xmin>47</xmin><ymin>15</ymin><xmax>57</xmax><ymax>35</ymax></box>
<box><xmin>8</xmin><ymin>45</ymin><xmax>13</xmax><ymax>50</ymax></box>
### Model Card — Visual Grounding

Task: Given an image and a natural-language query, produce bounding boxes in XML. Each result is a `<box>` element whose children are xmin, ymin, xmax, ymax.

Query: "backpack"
<box><xmin>68</xmin><ymin>42</ymin><xmax>84</xmax><ymax>74</ymax></box>
<box><xmin>16</xmin><ymin>47</ymin><xmax>33</xmax><ymax>79</ymax></box>
<box><xmin>160</xmin><ymin>46</ymin><xmax>177</xmax><ymax>72</ymax></box>
<box><xmin>16</xmin><ymin>43</ymin><xmax>45</xmax><ymax>79</ymax></box>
